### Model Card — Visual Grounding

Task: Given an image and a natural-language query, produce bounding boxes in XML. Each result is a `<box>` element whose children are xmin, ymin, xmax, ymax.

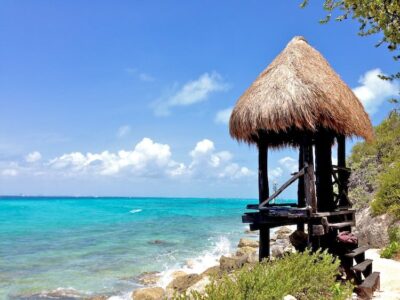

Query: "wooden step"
<box><xmin>351</xmin><ymin>259</ymin><xmax>372</xmax><ymax>273</ymax></box>
<box><xmin>345</xmin><ymin>246</ymin><xmax>369</xmax><ymax>258</ymax></box>
<box><xmin>357</xmin><ymin>272</ymin><xmax>380</xmax><ymax>299</ymax></box>
<box><xmin>328</xmin><ymin>221</ymin><xmax>354</xmax><ymax>229</ymax></box>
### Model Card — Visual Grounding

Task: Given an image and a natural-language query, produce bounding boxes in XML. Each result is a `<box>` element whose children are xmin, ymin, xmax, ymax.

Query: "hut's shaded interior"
<box><xmin>230</xmin><ymin>36</ymin><xmax>380</xmax><ymax>298</ymax></box>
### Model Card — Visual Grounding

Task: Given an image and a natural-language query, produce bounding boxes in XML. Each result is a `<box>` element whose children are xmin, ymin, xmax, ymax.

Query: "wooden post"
<box><xmin>302</xmin><ymin>135</ymin><xmax>317</xmax><ymax>213</ymax></box>
<box><xmin>315</xmin><ymin>131</ymin><xmax>335</xmax><ymax>212</ymax></box>
<box><xmin>337</xmin><ymin>135</ymin><xmax>349</xmax><ymax>207</ymax></box>
<box><xmin>297</xmin><ymin>145</ymin><xmax>305</xmax><ymax>231</ymax></box>
<box><xmin>258</xmin><ymin>132</ymin><xmax>270</xmax><ymax>261</ymax></box>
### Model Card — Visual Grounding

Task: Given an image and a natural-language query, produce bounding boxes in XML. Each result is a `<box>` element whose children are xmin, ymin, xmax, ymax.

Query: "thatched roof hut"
<box><xmin>229</xmin><ymin>36</ymin><xmax>373</xmax><ymax>147</ymax></box>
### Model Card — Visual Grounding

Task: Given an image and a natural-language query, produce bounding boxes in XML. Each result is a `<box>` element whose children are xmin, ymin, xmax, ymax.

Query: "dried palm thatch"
<box><xmin>229</xmin><ymin>36</ymin><xmax>373</xmax><ymax>147</ymax></box>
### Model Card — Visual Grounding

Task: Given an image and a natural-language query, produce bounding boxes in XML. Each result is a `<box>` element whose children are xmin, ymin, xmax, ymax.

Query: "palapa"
<box><xmin>229</xmin><ymin>36</ymin><xmax>373</xmax><ymax>147</ymax></box>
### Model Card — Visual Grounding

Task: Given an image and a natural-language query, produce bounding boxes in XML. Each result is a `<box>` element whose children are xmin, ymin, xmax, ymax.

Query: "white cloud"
<box><xmin>187</xmin><ymin>139</ymin><xmax>252</xmax><ymax>180</ymax></box>
<box><xmin>25</xmin><ymin>151</ymin><xmax>42</xmax><ymax>163</ymax></box>
<box><xmin>269</xmin><ymin>167</ymin><xmax>283</xmax><ymax>179</ymax></box>
<box><xmin>1</xmin><ymin>168</ymin><xmax>18</xmax><ymax>176</ymax></box>
<box><xmin>43</xmin><ymin>138</ymin><xmax>252</xmax><ymax>181</ymax></box>
<box><xmin>153</xmin><ymin>72</ymin><xmax>229</xmax><ymax>116</ymax></box>
<box><xmin>126</xmin><ymin>68</ymin><xmax>155</xmax><ymax>82</ymax></box>
<box><xmin>215</xmin><ymin>107</ymin><xmax>233</xmax><ymax>124</ymax></box>
<box><xmin>138</xmin><ymin>73</ymin><xmax>155</xmax><ymax>82</ymax></box>
<box><xmin>278</xmin><ymin>156</ymin><xmax>298</xmax><ymax>173</ymax></box>
<box><xmin>352</xmin><ymin>68</ymin><xmax>399</xmax><ymax>115</ymax></box>
<box><xmin>117</xmin><ymin>125</ymin><xmax>131</xmax><ymax>138</ymax></box>
<box><xmin>48</xmin><ymin>138</ymin><xmax>180</xmax><ymax>177</ymax></box>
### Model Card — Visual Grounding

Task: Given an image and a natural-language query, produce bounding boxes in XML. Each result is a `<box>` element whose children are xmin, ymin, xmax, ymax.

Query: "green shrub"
<box><xmin>371</xmin><ymin>161</ymin><xmax>400</xmax><ymax>219</ymax></box>
<box><xmin>174</xmin><ymin>250</ymin><xmax>353</xmax><ymax>300</ymax></box>
<box><xmin>381</xmin><ymin>241</ymin><xmax>400</xmax><ymax>259</ymax></box>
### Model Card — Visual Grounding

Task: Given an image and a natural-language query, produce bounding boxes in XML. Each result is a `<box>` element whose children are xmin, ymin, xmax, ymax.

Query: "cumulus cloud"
<box><xmin>40</xmin><ymin>138</ymin><xmax>252</xmax><ymax>181</ymax></box>
<box><xmin>269</xmin><ymin>167</ymin><xmax>283</xmax><ymax>180</ymax></box>
<box><xmin>278</xmin><ymin>156</ymin><xmax>297</xmax><ymax>173</ymax></box>
<box><xmin>153</xmin><ymin>72</ymin><xmax>229</xmax><ymax>116</ymax></box>
<box><xmin>352</xmin><ymin>68</ymin><xmax>399</xmax><ymax>115</ymax></box>
<box><xmin>1</xmin><ymin>168</ymin><xmax>18</xmax><ymax>176</ymax></box>
<box><xmin>117</xmin><ymin>125</ymin><xmax>131</xmax><ymax>138</ymax></box>
<box><xmin>215</xmin><ymin>107</ymin><xmax>233</xmax><ymax>124</ymax></box>
<box><xmin>25</xmin><ymin>151</ymin><xmax>42</xmax><ymax>163</ymax></box>
<box><xmin>187</xmin><ymin>139</ymin><xmax>252</xmax><ymax>179</ymax></box>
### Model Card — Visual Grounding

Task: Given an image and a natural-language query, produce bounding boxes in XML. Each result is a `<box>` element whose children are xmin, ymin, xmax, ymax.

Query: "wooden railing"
<box><xmin>258</xmin><ymin>167</ymin><xmax>305</xmax><ymax>209</ymax></box>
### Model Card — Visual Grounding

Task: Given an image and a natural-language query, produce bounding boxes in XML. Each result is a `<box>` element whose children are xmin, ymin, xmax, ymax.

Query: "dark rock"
<box><xmin>166</xmin><ymin>273</ymin><xmax>202</xmax><ymax>293</ymax></box>
<box><xmin>135</xmin><ymin>271</ymin><xmax>161</xmax><ymax>286</ymax></box>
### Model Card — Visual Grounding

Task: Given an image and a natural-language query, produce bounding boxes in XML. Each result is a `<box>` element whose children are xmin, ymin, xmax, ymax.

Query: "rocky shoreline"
<box><xmin>130</xmin><ymin>226</ymin><xmax>296</xmax><ymax>300</ymax></box>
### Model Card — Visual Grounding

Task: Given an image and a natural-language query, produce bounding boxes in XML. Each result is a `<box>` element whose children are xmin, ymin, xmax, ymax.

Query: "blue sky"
<box><xmin>0</xmin><ymin>1</ymin><xmax>398</xmax><ymax>198</ymax></box>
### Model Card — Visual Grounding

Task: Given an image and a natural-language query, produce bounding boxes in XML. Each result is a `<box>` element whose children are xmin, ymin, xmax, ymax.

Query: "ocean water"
<box><xmin>0</xmin><ymin>197</ymin><xmax>295</xmax><ymax>299</ymax></box>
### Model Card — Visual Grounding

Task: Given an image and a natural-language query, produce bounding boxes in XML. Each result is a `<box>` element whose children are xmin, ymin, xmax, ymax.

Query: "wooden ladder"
<box><xmin>342</xmin><ymin>245</ymin><xmax>380</xmax><ymax>299</ymax></box>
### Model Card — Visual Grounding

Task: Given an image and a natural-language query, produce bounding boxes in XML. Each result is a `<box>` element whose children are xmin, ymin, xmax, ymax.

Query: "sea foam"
<box><xmin>157</xmin><ymin>236</ymin><xmax>232</xmax><ymax>288</ymax></box>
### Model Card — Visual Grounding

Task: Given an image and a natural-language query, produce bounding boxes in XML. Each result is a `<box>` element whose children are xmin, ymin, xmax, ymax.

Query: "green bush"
<box><xmin>174</xmin><ymin>250</ymin><xmax>353</xmax><ymax>300</ymax></box>
<box><xmin>381</xmin><ymin>241</ymin><xmax>400</xmax><ymax>259</ymax></box>
<box><xmin>371</xmin><ymin>162</ymin><xmax>400</xmax><ymax>219</ymax></box>
<box><xmin>380</xmin><ymin>225</ymin><xmax>400</xmax><ymax>259</ymax></box>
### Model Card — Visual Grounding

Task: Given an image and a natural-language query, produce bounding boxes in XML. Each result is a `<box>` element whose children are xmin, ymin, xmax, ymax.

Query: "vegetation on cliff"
<box><xmin>348</xmin><ymin>110</ymin><xmax>400</xmax><ymax>258</ymax></box>
<box><xmin>174</xmin><ymin>250</ymin><xmax>352</xmax><ymax>300</ymax></box>
<box><xmin>348</xmin><ymin>110</ymin><xmax>400</xmax><ymax>217</ymax></box>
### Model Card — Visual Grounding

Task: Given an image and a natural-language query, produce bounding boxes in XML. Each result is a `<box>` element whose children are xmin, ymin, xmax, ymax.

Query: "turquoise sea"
<box><xmin>0</xmin><ymin>197</ymin><xmax>295</xmax><ymax>300</ymax></box>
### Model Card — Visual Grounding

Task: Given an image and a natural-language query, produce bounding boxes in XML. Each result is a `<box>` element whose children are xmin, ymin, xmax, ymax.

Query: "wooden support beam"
<box><xmin>337</xmin><ymin>135</ymin><xmax>349</xmax><ymax>207</ymax></box>
<box><xmin>302</xmin><ymin>136</ymin><xmax>317</xmax><ymax>213</ymax></box>
<box><xmin>257</xmin><ymin>132</ymin><xmax>270</xmax><ymax>261</ymax></box>
<box><xmin>258</xmin><ymin>168</ymin><xmax>304</xmax><ymax>208</ymax></box>
<box><xmin>315</xmin><ymin>131</ymin><xmax>335</xmax><ymax>212</ymax></box>
<box><xmin>297</xmin><ymin>145</ymin><xmax>305</xmax><ymax>231</ymax></box>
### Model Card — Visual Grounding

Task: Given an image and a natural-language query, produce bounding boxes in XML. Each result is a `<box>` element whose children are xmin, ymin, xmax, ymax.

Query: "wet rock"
<box><xmin>86</xmin><ymin>296</ymin><xmax>109</xmax><ymax>300</ymax></box>
<box><xmin>148</xmin><ymin>240</ymin><xmax>166</xmax><ymax>245</ymax></box>
<box><xmin>238</xmin><ymin>238</ymin><xmax>259</xmax><ymax>248</ymax></box>
<box><xmin>201</xmin><ymin>265</ymin><xmax>221</xmax><ymax>277</ymax></box>
<box><xmin>167</xmin><ymin>273</ymin><xmax>202</xmax><ymax>293</ymax></box>
<box><xmin>171</xmin><ymin>270</ymin><xmax>187</xmax><ymax>280</ymax></box>
<box><xmin>135</xmin><ymin>271</ymin><xmax>161</xmax><ymax>286</ymax></box>
<box><xmin>219</xmin><ymin>255</ymin><xmax>248</xmax><ymax>271</ymax></box>
<box><xmin>131</xmin><ymin>287</ymin><xmax>165</xmax><ymax>300</ymax></box>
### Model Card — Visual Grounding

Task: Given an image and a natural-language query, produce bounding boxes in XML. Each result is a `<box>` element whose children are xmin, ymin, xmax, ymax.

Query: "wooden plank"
<box><xmin>311</xmin><ymin>210</ymin><xmax>355</xmax><ymax>217</ymax></box>
<box><xmin>328</xmin><ymin>221</ymin><xmax>354</xmax><ymax>229</ymax></box>
<box><xmin>345</xmin><ymin>246</ymin><xmax>370</xmax><ymax>258</ymax></box>
<box><xmin>351</xmin><ymin>259</ymin><xmax>372</xmax><ymax>273</ymax></box>
<box><xmin>258</xmin><ymin>168</ymin><xmax>304</xmax><ymax>208</ymax></box>
<box><xmin>358</xmin><ymin>272</ymin><xmax>380</xmax><ymax>299</ymax></box>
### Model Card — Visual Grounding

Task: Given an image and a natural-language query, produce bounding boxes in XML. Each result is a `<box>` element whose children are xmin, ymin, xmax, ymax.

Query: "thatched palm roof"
<box><xmin>229</xmin><ymin>36</ymin><xmax>373</xmax><ymax>147</ymax></box>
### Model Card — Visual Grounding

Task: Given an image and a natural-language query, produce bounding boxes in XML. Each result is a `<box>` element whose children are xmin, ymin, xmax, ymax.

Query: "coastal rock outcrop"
<box><xmin>135</xmin><ymin>271</ymin><xmax>161</xmax><ymax>286</ymax></box>
<box><xmin>219</xmin><ymin>255</ymin><xmax>248</xmax><ymax>271</ymax></box>
<box><xmin>167</xmin><ymin>273</ymin><xmax>202</xmax><ymax>294</ymax></box>
<box><xmin>238</xmin><ymin>238</ymin><xmax>259</xmax><ymax>248</ymax></box>
<box><xmin>355</xmin><ymin>207</ymin><xmax>395</xmax><ymax>247</ymax></box>
<box><xmin>131</xmin><ymin>287</ymin><xmax>165</xmax><ymax>300</ymax></box>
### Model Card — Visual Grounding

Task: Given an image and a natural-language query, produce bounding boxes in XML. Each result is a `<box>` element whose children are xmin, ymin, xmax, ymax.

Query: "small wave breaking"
<box><xmin>157</xmin><ymin>236</ymin><xmax>232</xmax><ymax>288</ymax></box>
<box><xmin>129</xmin><ymin>209</ymin><xmax>142</xmax><ymax>214</ymax></box>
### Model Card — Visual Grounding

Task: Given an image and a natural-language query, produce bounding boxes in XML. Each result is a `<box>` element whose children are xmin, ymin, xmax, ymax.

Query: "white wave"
<box><xmin>157</xmin><ymin>236</ymin><xmax>232</xmax><ymax>288</ymax></box>
<box><xmin>129</xmin><ymin>209</ymin><xmax>142</xmax><ymax>214</ymax></box>
<box><xmin>107</xmin><ymin>292</ymin><xmax>131</xmax><ymax>300</ymax></box>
